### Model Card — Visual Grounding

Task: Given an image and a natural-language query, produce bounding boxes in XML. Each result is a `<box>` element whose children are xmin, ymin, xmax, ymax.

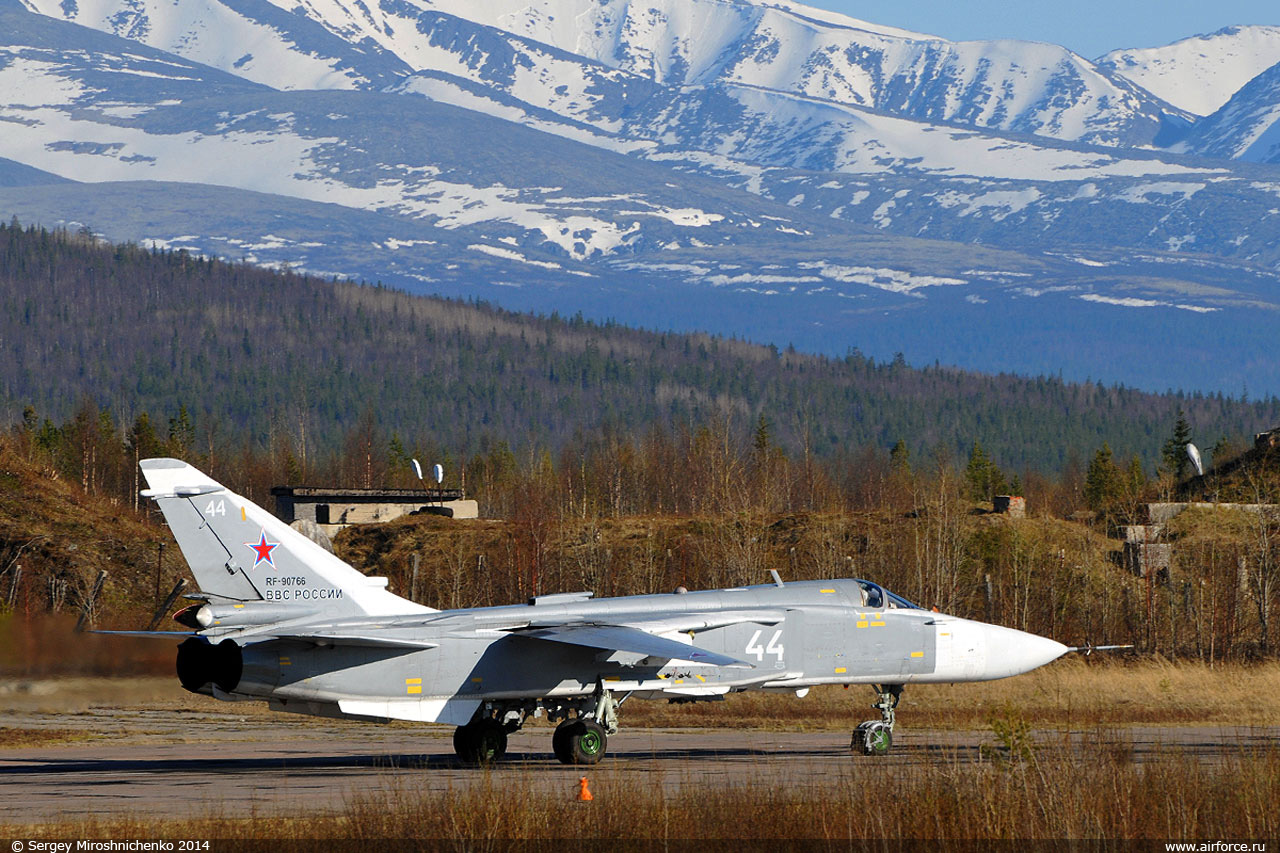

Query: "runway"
<box><xmin>2</xmin><ymin>712</ymin><xmax>1277</xmax><ymax>825</ymax></box>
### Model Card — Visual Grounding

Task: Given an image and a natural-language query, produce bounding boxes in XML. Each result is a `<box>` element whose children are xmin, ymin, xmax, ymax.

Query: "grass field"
<box><xmin>2</xmin><ymin>659</ymin><xmax>1277</xmax><ymax>844</ymax></box>
<box><xmin>3</xmin><ymin>744</ymin><xmax>1276</xmax><ymax>845</ymax></box>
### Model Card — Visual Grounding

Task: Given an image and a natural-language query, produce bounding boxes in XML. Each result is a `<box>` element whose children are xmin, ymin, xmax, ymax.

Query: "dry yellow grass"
<box><xmin>0</xmin><ymin>726</ymin><xmax>97</xmax><ymax>747</ymax></box>
<box><xmin>3</xmin><ymin>744</ymin><xmax>1277</xmax><ymax>843</ymax></box>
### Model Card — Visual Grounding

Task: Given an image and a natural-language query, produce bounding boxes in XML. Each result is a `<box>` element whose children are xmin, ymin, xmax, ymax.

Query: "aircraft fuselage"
<box><xmin>184</xmin><ymin>579</ymin><xmax>1067</xmax><ymax>726</ymax></box>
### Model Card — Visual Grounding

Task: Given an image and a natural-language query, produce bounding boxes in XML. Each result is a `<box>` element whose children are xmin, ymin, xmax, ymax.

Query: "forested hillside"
<box><xmin>1</xmin><ymin>221</ymin><xmax>1277</xmax><ymax>482</ymax></box>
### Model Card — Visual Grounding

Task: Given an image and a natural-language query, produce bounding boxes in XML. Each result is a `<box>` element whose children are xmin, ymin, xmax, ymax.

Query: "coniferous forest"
<box><xmin>2</xmin><ymin>220</ymin><xmax>1277</xmax><ymax>480</ymax></box>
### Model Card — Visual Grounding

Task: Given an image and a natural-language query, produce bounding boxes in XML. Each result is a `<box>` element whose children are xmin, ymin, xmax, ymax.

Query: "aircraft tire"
<box><xmin>854</xmin><ymin>722</ymin><xmax>892</xmax><ymax>756</ymax></box>
<box><xmin>552</xmin><ymin>720</ymin><xmax>575</xmax><ymax>764</ymax></box>
<box><xmin>454</xmin><ymin>719</ymin><xmax>507</xmax><ymax>764</ymax></box>
<box><xmin>561</xmin><ymin>719</ymin><xmax>607</xmax><ymax>765</ymax></box>
<box><xmin>453</xmin><ymin>724</ymin><xmax>475</xmax><ymax>762</ymax></box>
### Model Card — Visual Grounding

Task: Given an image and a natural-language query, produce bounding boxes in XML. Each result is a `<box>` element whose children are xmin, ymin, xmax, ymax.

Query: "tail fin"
<box><xmin>139</xmin><ymin>458</ymin><xmax>432</xmax><ymax>618</ymax></box>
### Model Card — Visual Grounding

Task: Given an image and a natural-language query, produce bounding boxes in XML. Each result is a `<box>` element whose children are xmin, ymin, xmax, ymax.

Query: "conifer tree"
<box><xmin>1161</xmin><ymin>409</ymin><xmax>1193</xmax><ymax>481</ymax></box>
<box><xmin>1085</xmin><ymin>443</ymin><xmax>1123</xmax><ymax>514</ymax></box>
<box><xmin>889</xmin><ymin>439</ymin><xmax>910</xmax><ymax>475</ymax></box>
<box><xmin>965</xmin><ymin>441</ymin><xmax>1007</xmax><ymax>502</ymax></box>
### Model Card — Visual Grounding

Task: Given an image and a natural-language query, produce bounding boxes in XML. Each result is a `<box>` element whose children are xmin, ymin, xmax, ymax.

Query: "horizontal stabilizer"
<box><xmin>90</xmin><ymin>630</ymin><xmax>195</xmax><ymax>639</ymax></box>
<box><xmin>517</xmin><ymin>623</ymin><xmax>753</xmax><ymax>668</ymax></box>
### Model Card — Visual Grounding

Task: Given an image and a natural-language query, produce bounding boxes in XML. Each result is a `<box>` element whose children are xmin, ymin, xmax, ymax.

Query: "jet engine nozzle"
<box><xmin>176</xmin><ymin>637</ymin><xmax>242</xmax><ymax>694</ymax></box>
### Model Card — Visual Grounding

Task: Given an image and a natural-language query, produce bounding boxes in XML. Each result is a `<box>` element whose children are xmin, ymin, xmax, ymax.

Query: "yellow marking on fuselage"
<box><xmin>856</xmin><ymin>621</ymin><xmax>869</xmax><ymax>628</ymax></box>
<box><xmin>279</xmin><ymin>657</ymin><xmax>291</xmax><ymax>666</ymax></box>
<box><xmin>834</xmin><ymin>667</ymin><xmax>847</xmax><ymax>674</ymax></box>
<box><xmin>405</xmin><ymin>678</ymin><xmax>422</xmax><ymax>684</ymax></box>
<box><xmin>233</xmin><ymin>604</ymin><xmax>244</xmax><ymax>609</ymax></box>
<box><xmin>240</xmin><ymin>506</ymin><xmax>247</xmax><ymax>521</ymax></box>
<box><xmin>471</xmin><ymin>677</ymin><xmax>483</xmax><ymax>683</ymax></box>
<box><xmin>870</xmin><ymin>621</ymin><xmax>886</xmax><ymax>627</ymax></box>
<box><xmin>695</xmin><ymin>674</ymin><xmax>706</xmax><ymax>683</ymax></box>
<box><xmin>820</xmin><ymin>589</ymin><xmax>836</xmax><ymax>594</ymax></box>
<box><xmin>910</xmin><ymin>651</ymin><xmax>924</xmax><ymax>658</ymax></box>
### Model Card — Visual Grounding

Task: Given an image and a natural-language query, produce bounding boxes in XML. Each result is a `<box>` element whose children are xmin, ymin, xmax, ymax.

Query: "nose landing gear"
<box><xmin>852</xmin><ymin>683</ymin><xmax>901</xmax><ymax>756</ymax></box>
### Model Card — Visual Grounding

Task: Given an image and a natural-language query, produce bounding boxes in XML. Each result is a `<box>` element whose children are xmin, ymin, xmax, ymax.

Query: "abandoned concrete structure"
<box><xmin>993</xmin><ymin>495</ymin><xmax>1026</xmax><ymax>518</ymax></box>
<box><xmin>1118</xmin><ymin>503</ymin><xmax>1279</xmax><ymax>579</ymax></box>
<box><xmin>271</xmin><ymin>486</ymin><xmax>480</xmax><ymax>537</ymax></box>
<box><xmin>1147</xmin><ymin>502</ymin><xmax>1279</xmax><ymax>523</ymax></box>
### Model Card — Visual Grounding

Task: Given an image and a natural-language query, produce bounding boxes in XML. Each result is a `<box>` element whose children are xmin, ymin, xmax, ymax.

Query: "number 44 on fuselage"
<box><xmin>115</xmin><ymin>458</ymin><xmax>1092</xmax><ymax>763</ymax></box>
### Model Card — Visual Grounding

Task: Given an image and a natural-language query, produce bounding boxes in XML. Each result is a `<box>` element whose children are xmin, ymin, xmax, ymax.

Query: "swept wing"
<box><xmin>515</xmin><ymin>623</ymin><xmax>754</xmax><ymax>667</ymax></box>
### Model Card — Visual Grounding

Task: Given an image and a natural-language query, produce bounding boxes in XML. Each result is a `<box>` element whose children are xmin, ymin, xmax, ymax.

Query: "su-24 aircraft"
<box><xmin>124</xmin><ymin>458</ymin><xmax>1093</xmax><ymax>763</ymax></box>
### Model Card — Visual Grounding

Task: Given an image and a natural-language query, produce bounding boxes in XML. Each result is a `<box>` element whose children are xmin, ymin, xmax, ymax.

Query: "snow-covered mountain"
<box><xmin>1098</xmin><ymin>25</ymin><xmax>1280</xmax><ymax>117</ymax></box>
<box><xmin>23</xmin><ymin>0</ymin><xmax>1193</xmax><ymax>148</ymax></box>
<box><xmin>1176</xmin><ymin>61</ymin><xmax>1280</xmax><ymax>163</ymax></box>
<box><xmin>3</xmin><ymin>0</ymin><xmax>1280</xmax><ymax>394</ymax></box>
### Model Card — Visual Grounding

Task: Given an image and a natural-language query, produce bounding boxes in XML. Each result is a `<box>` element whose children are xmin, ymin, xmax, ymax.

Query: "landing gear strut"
<box><xmin>852</xmin><ymin>684</ymin><xmax>901</xmax><ymax>756</ymax></box>
<box><xmin>549</xmin><ymin>683</ymin><xmax>622</xmax><ymax>765</ymax></box>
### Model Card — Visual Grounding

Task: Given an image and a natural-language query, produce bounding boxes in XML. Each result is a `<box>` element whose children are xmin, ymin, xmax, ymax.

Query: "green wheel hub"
<box><xmin>866</xmin><ymin>727</ymin><xmax>891</xmax><ymax>755</ymax></box>
<box><xmin>557</xmin><ymin>719</ymin><xmax>608</xmax><ymax>765</ymax></box>
<box><xmin>579</xmin><ymin>729</ymin><xmax>603</xmax><ymax>756</ymax></box>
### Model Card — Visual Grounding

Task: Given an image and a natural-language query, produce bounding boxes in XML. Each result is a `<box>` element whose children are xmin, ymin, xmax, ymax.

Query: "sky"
<box><xmin>800</xmin><ymin>0</ymin><xmax>1280</xmax><ymax>59</ymax></box>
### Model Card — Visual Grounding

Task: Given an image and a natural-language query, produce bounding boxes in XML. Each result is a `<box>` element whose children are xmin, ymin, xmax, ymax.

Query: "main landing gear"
<box><xmin>452</xmin><ymin>685</ymin><xmax>624</xmax><ymax>766</ymax></box>
<box><xmin>549</xmin><ymin>685</ymin><xmax>621</xmax><ymax>766</ymax></box>
<box><xmin>852</xmin><ymin>683</ymin><xmax>902</xmax><ymax>756</ymax></box>
<box><xmin>552</xmin><ymin>717</ymin><xmax>608</xmax><ymax>765</ymax></box>
<box><xmin>453</xmin><ymin>716</ymin><xmax>508</xmax><ymax>764</ymax></box>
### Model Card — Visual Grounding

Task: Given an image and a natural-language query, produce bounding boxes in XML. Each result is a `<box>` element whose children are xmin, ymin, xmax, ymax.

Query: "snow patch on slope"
<box><xmin>1098</xmin><ymin>25</ymin><xmax>1280</xmax><ymax>117</ymax></box>
<box><xmin>21</xmin><ymin>0</ymin><xmax>373</xmax><ymax>90</ymax></box>
<box><xmin>1077</xmin><ymin>293</ymin><xmax>1219</xmax><ymax>313</ymax></box>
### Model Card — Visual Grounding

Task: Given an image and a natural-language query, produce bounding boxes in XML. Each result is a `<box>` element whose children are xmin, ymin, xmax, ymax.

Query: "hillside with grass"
<box><xmin>4</xmin><ymin>409</ymin><xmax>1278</xmax><ymax>671</ymax></box>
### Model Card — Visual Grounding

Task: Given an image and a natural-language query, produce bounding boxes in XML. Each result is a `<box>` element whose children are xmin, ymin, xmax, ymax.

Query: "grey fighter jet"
<box><xmin>125</xmin><ymin>458</ymin><xmax>1076</xmax><ymax>763</ymax></box>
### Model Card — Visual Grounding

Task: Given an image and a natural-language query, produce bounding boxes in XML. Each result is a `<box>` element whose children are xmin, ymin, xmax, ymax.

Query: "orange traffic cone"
<box><xmin>577</xmin><ymin>776</ymin><xmax>593</xmax><ymax>802</ymax></box>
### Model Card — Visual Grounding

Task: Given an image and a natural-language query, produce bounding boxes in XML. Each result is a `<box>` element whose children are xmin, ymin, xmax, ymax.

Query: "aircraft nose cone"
<box><xmin>981</xmin><ymin>624</ymin><xmax>1069</xmax><ymax>679</ymax></box>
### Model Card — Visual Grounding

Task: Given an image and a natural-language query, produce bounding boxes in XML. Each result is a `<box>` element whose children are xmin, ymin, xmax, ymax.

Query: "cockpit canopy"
<box><xmin>854</xmin><ymin>579</ymin><xmax>921</xmax><ymax>610</ymax></box>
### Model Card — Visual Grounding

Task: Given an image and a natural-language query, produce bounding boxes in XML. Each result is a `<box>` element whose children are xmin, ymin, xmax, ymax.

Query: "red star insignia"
<box><xmin>245</xmin><ymin>530</ymin><xmax>279</xmax><ymax>569</ymax></box>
